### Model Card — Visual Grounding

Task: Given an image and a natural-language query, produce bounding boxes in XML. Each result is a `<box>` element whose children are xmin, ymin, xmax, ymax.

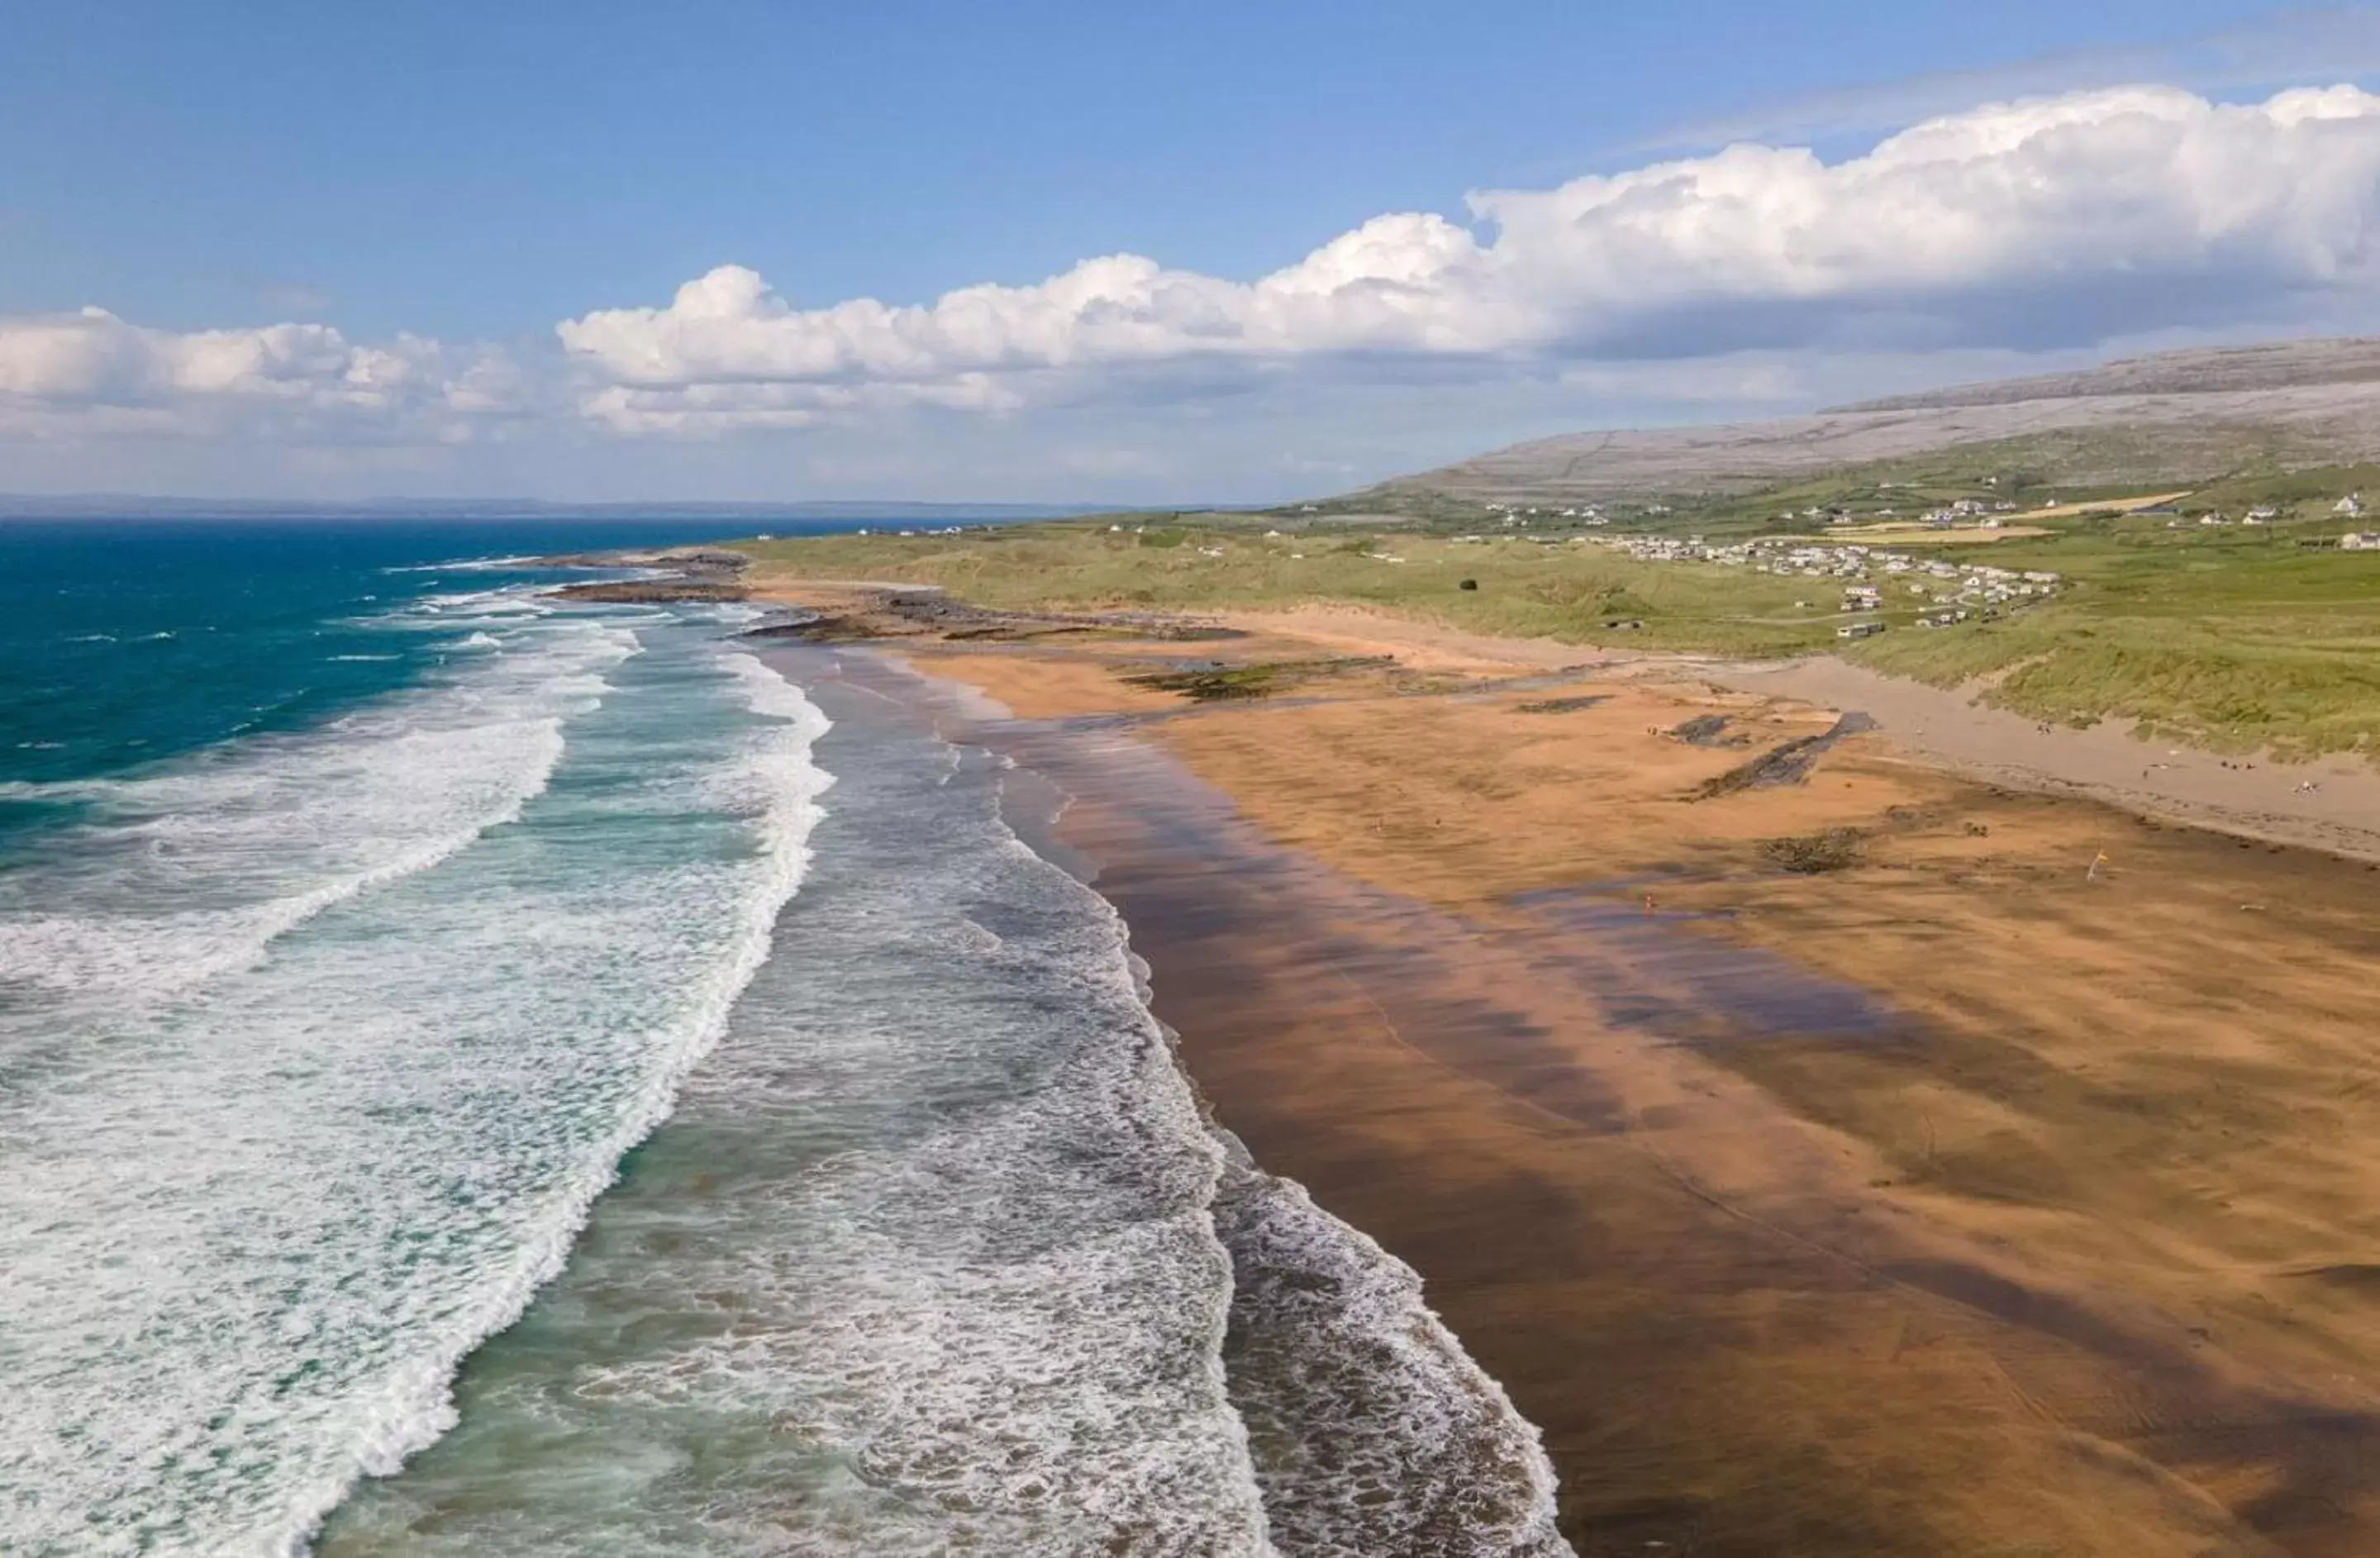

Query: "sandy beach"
<box><xmin>759</xmin><ymin>584</ymin><xmax>2380</xmax><ymax>1555</ymax></box>
<box><xmin>1706</xmin><ymin>654</ymin><xmax>2380</xmax><ymax>864</ymax></box>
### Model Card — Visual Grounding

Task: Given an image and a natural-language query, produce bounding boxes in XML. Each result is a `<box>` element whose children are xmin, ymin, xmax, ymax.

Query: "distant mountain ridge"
<box><xmin>1350</xmin><ymin>337</ymin><xmax>2380</xmax><ymax>510</ymax></box>
<box><xmin>1827</xmin><ymin>338</ymin><xmax>2380</xmax><ymax>412</ymax></box>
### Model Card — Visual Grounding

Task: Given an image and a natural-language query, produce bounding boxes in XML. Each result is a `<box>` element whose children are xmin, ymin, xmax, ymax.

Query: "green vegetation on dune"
<box><xmin>736</xmin><ymin>524</ymin><xmax>1843</xmax><ymax>657</ymax></box>
<box><xmin>1849</xmin><ymin>522</ymin><xmax>2380</xmax><ymax>756</ymax></box>
<box><xmin>732</xmin><ymin>466</ymin><xmax>2380</xmax><ymax>760</ymax></box>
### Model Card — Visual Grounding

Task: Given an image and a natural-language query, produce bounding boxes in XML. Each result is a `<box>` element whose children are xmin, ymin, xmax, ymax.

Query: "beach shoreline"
<box><xmin>768</xmin><ymin>587</ymin><xmax>2380</xmax><ymax>1556</ymax></box>
<box><xmin>749</xmin><ymin>642</ymin><xmax>1579</xmax><ymax>1556</ymax></box>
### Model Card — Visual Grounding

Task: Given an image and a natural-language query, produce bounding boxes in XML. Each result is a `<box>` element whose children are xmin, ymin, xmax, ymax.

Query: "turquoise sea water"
<box><xmin>0</xmin><ymin>517</ymin><xmax>833</xmax><ymax>793</ymax></box>
<box><xmin>0</xmin><ymin>517</ymin><xmax>850</xmax><ymax>1553</ymax></box>
<box><xmin>0</xmin><ymin>518</ymin><xmax>1570</xmax><ymax>1557</ymax></box>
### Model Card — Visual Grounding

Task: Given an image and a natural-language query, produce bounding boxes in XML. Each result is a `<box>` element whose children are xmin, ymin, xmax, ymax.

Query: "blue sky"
<box><xmin>7</xmin><ymin>2</ymin><xmax>2380</xmax><ymax>502</ymax></box>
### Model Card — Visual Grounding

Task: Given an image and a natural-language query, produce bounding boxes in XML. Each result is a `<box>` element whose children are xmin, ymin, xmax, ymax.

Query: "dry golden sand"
<box><xmin>893</xmin><ymin>622</ymin><xmax>2380</xmax><ymax>1557</ymax></box>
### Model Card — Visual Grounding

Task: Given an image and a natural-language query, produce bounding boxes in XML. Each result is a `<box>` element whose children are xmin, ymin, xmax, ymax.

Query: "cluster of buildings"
<box><xmin>2161</xmin><ymin>497</ymin><xmax>2378</xmax><ymax>534</ymax></box>
<box><xmin>2174</xmin><ymin>505</ymin><xmax>2281</xmax><ymax>528</ymax></box>
<box><xmin>1481</xmin><ymin>502</ymin><xmax>1615</xmax><ymax>526</ymax></box>
<box><xmin>1780</xmin><ymin>495</ymin><xmax>2027</xmax><ymax>528</ymax></box>
<box><xmin>1591</xmin><ymin>532</ymin><xmax>2062</xmax><ymax>635</ymax></box>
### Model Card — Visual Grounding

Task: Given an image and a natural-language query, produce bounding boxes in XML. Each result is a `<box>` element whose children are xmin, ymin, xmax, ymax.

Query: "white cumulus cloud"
<box><xmin>23</xmin><ymin>79</ymin><xmax>2380</xmax><ymax>477</ymax></box>
<box><xmin>559</xmin><ymin>84</ymin><xmax>2380</xmax><ymax>434</ymax></box>
<box><xmin>0</xmin><ymin>307</ymin><xmax>525</xmax><ymax>441</ymax></box>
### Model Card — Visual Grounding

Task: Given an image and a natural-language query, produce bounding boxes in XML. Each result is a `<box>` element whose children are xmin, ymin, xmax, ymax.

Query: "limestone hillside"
<box><xmin>1351</xmin><ymin>338</ymin><xmax>2380</xmax><ymax>509</ymax></box>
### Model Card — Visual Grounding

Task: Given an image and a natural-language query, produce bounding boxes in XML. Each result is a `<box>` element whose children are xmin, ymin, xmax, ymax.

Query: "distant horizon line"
<box><xmin>0</xmin><ymin>495</ymin><xmax>1283</xmax><ymax>521</ymax></box>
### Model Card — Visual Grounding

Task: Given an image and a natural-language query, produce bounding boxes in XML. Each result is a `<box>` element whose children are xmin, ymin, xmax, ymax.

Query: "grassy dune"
<box><xmin>735</xmin><ymin>499</ymin><xmax>2380</xmax><ymax>760</ymax></box>
<box><xmin>1856</xmin><ymin>521</ymin><xmax>2380</xmax><ymax>755</ymax></box>
<box><xmin>736</xmin><ymin>523</ymin><xmax>1839</xmax><ymax>656</ymax></box>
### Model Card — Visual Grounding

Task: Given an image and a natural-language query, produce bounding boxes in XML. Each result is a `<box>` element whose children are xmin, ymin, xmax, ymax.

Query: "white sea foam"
<box><xmin>411</xmin><ymin>588</ymin><xmax>555</xmax><ymax>617</ymax></box>
<box><xmin>5</xmin><ymin>622</ymin><xmax>1568</xmax><ymax>1557</ymax></box>
<box><xmin>825</xmin><ymin>663</ymin><xmax>1572</xmax><ymax>1558</ymax></box>
<box><xmin>1217</xmin><ymin>1164</ymin><xmax>1572</xmax><ymax>1557</ymax></box>
<box><xmin>0</xmin><ymin>614</ymin><xmax>636</xmax><ymax>1018</ymax></box>
<box><xmin>319</xmin><ymin>676</ymin><xmax>1273</xmax><ymax>1557</ymax></box>
<box><xmin>381</xmin><ymin>555</ymin><xmax>539</xmax><ymax>574</ymax></box>
<box><xmin>269</xmin><ymin>650</ymin><xmax>835</xmax><ymax>1546</ymax></box>
<box><xmin>0</xmin><ymin>616</ymin><xmax>832</xmax><ymax>1557</ymax></box>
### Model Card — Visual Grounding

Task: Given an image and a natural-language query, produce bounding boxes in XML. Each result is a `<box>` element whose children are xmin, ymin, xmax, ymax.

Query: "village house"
<box><xmin>1597</xmin><ymin>533</ymin><xmax>2063</xmax><ymax>622</ymax></box>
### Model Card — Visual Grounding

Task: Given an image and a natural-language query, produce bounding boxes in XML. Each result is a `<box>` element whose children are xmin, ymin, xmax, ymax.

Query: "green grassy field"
<box><xmin>736</xmin><ymin>523</ymin><xmax>1845</xmax><ymax>657</ymax></box>
<box><xmin>1850</xmin><ymin>515</ymin><xmax>2380</xmax><ymax>756</ymax></box>
<box><xmin>733</xmin><ymin>481</ymin><xmax>2380</xmax><ymax>759</ymax></box>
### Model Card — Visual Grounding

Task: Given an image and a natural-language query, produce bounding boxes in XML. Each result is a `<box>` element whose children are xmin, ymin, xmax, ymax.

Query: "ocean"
<box><xmin>0</xmin><ymin>517</ymin><xmax>1567</xmax><ymax>1556</ymax></box>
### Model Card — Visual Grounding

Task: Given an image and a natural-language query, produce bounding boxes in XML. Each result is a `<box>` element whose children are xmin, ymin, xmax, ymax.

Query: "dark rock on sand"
<box><xmin>552</xmin><ymin>579</ymin><xmax>751</xmax><ymax>603</ymax></box>
<box><xmin>1692</xmin><ymin>712</ymin><xmax>1878</xmax><ymax>798</ymax></box>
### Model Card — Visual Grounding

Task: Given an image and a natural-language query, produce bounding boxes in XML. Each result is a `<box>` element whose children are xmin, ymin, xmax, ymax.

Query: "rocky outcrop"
<box><xmin>539</xmin><ymin>546</ymin><xmax>752</xmax><ymax>603</ymax></box>
<box><xmin>551</xmin><ymin>579</ymin><xmax>750</xmax><ymax>603</ymax></box>
<box><xmin>740</xmin><ymin>588</ymin><xmax>1242</xmax><ymax>645</ymax></box>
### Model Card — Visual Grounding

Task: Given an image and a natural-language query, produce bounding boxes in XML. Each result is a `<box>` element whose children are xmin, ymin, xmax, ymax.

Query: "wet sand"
<box><xmin>856</xmin><ymin>625</ymin><xmax>2380</xmax><ymax>1557</ymax></box>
